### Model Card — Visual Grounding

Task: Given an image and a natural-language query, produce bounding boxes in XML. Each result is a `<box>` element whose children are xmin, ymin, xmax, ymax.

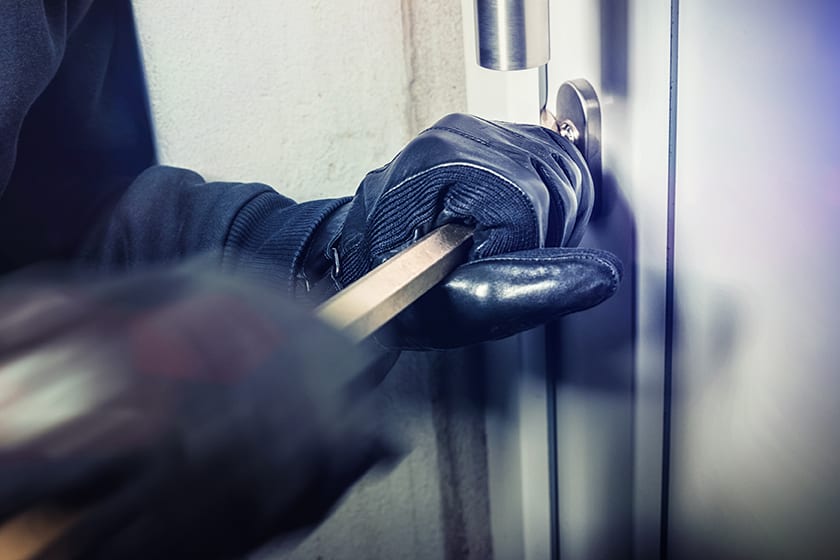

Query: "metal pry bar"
<box><xmin>315</xmin><ymin>223</ymin><xmax>475</xmax><ymax>343</ymax></box>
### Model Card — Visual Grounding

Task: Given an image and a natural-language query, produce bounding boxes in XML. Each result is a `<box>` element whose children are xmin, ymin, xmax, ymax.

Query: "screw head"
<box><xmin>557</xmin><ymin>119</ymin><xmax>581</xmax><ymax>145</ymax></box>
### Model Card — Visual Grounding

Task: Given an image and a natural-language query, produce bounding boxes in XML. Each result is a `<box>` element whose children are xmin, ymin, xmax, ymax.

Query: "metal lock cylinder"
<box><xmin>474</xmin><ymin>0</ymin><xmax>550</xmax><ymax>70</ymax></box>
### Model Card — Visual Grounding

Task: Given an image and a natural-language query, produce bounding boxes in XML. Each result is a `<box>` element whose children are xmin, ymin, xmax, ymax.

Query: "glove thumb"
<box><xmin>380</xmin><ymin>248</ymin><xmax>622</xmax><ymax>350</ymax></box>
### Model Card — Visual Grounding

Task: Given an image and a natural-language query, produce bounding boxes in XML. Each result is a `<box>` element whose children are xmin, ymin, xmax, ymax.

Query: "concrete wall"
<box><xmin>132</xmin><ymin>0</ymin><xmax>465</xmax><ymax>201</ymax></box>
<box><xmin>131</xmin><ymin>2</ymin><xmax>490</xmax><ymax>559</ymax></box>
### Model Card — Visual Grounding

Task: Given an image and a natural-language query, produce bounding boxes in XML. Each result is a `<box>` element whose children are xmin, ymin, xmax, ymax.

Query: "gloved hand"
<box><xmin>297</xmin><ymin>113</ymin><xmax>622</xmax><ymax>348</ymax></box>
<box><xmin>0</xmin><ymin>265</ymin><xmax>397</xmax><ymax>560</ymax></box>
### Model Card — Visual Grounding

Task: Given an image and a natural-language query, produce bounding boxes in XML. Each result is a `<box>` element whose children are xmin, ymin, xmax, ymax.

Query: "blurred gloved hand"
<box><xmin>297</xmin><ymin>113</ymin><xmax>622</xmax><ymax>348</ymax></box>
<box><xmin>0</xmin><ymin>265</ymin><xmax>397</xmax><ymax>560</ymax></box>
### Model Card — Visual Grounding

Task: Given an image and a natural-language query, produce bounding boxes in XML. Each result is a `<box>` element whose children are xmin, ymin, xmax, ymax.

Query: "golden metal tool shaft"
<box><xmin>316</xmin><ymin>223</ymin><xmax>474</xmax><ymax>342</ymax></box>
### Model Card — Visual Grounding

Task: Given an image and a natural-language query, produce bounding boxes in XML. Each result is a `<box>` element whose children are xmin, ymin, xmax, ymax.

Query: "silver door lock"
<box><xmin>544</xmin><ymin>79</ymin><xmax>602</xmax><ymax>194</ymax></box>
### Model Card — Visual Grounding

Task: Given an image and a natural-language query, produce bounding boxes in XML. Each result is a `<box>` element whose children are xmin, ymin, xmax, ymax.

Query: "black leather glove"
<box><xmin>0</xmin><ymin>265</ymin><xmax>396</xmax><ymax>559</ymax></box>
<box><xmin>297</xmin><ymin>113</ymin><xmax>622</xmax><ymax>348</ymax></box>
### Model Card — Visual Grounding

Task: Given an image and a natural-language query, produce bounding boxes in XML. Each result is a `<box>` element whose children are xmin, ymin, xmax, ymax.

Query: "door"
<box><xmin>462</xmin><ymin>1</ymin><xmax>672</xmax><ymax>558</ymax></box>
<box><xmin>466</xmin><ymin>1</ymin><xmax>840</xmax><ymax>558</ymax></box>
<box><xmin>667</xmin><ymin>2</ymin><xmax>840</xmax><ymax>558</ymax></box>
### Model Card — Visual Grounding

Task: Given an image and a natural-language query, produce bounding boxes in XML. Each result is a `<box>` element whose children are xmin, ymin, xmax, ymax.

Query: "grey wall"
<box><xmin>132</xmin><ymin>2</ymin><xmax>494</xmax><ymax>559</ymax></box>
<box><xmin>132</xmin><ymin>0</ymin><xmax>466</xmax><ymax>200</ymax></box>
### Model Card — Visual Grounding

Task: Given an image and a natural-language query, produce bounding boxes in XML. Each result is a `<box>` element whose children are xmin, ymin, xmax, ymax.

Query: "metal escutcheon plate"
<box><xmin>555</xmin><ymin>79</ymin><xmax>602</xmax><ymax>195</ymax></box>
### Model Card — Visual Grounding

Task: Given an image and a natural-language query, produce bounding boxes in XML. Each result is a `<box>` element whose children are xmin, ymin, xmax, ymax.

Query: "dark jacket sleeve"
<box><xmin>79</xmin><ymin>166</ymin><xmax>349</xmax><ymax>295</ymax></box>
<box><xmin>0</xmin><ymin>0</ymin><xmax>342</xmax><ymax>295</ymax></box>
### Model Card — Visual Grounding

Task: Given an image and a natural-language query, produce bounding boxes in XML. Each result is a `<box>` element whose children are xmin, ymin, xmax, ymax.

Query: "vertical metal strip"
<box><xmin>541</xmin><ymin>60</ymin><xmax>560</xmax><ymax>560</ymax></box>
<box><xmin>660</xmin><ymin>0</ymin><xmax>680</xmax><ymax>557</ymax></box>
<box><xmin>539</xmin><ymin>64</ymin><xmax>550</xmax><ymax>112</ymax></box>
<box><xmin>545</xmin><ymin>323</ymin><xmax>560</xmax><ymax>560</ymax></box>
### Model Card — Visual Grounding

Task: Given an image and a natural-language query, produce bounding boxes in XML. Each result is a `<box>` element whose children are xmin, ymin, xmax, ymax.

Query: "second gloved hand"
<box><xmin>297</xmin><ymin>113</ymin><xmax>622</xmax><ymax>349</ymax></box>
<box><xmin>0</xmin><ymin>265</ymin><xmax>397</xmax><ymax>559</ymax></box>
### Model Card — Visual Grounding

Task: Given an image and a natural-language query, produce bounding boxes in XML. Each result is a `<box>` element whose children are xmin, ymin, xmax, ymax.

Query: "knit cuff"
<box><xmin>223</xmin><ymin>194</ymin><xmax>351</xmax><ymax>297</ymax></box>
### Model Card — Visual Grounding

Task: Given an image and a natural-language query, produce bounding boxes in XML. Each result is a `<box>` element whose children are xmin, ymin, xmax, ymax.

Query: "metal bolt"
<box><xmin>557</xmin><ymin>119</ymin><xmax>581</xmax><ymax>145</ymax></box>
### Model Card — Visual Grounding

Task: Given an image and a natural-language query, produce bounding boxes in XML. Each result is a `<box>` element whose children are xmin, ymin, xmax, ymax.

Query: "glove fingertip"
<box><xmin>385</xmin><ymin>247</ymin><xmax>624</xmax><ymax>349</ymax></box>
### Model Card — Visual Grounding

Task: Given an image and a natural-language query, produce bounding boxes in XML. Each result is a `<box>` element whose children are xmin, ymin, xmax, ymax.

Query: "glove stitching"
<box><xmin>471</xmin><ymin>118</ymin><xmax>586</xmax><ymax>234</ymax></box>
<box><xmin>538</xmin><ymin>125</ymin><xmax>575</xmax><ymax>151</ymax></box>
<box><xmin>380</xmin><ymin>162</ymin><xmax>527</xmax><ymax>200</ymax></box>
<box><xmin>549</xmin><ymin>152</ymin><xmax>581</xmax><ymax>192</ymax></box>
<box><xmin>536</xmin><ymin>127</ymin><xmax>591</xmax><ymax>188</ymax></box>
<box><xmin>540</xmin><ymin>134</ymin><xmax>594</xmax><ymax>244</ymax></box>
<box><xmin>547</xmin><ymin>131</ymin><xmax>587</xmax><ymax>171</ymax></box>
<box><xmin>480</xmin><ymin>118</ymin><xmax>559</xmax><ymax>159</ymax></box>
<box><xmin>425</xmin><ymin>125</ymin><xmax>490</xmax><ymax>146</ymax></box>
<box><xmin>364</xmin><ymin>164</ymin><xmax>392</xmax><ymax>177</ymax></box>
<box><xmin>377</xmin><ymin>162</ymin><xmax>541</xmax><ymax>251</ymax></box>
<box><xmin>529</xmin><ymin>157</ymin><xmax>577</xmax><ymax>245</ymax></box>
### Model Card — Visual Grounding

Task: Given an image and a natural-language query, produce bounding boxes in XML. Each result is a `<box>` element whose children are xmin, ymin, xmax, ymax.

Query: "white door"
<box><xmin>668</xmin><ymin>2</ymin><xmax>840</xmax><ymax>558</ymax></box>
<box><xmin>462</xmin><ymin>1</ymin><xmax>672</xmax><ymax>558</ymax></box>
<box><xmin>466</xmin><ymin>1</ymin><xmax>840</xmax><ymax>558</ymax></box>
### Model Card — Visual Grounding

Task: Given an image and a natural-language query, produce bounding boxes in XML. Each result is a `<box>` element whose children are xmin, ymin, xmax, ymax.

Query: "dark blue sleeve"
<box><xmin>79</xmin><ymin>166</ymin><xmax>349</xmax><ymax>295</ymax></box>
<box><xmin>0</xmin><ymin>0</ymin><xmax>345</xmax><ymax>294</ymax></box>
